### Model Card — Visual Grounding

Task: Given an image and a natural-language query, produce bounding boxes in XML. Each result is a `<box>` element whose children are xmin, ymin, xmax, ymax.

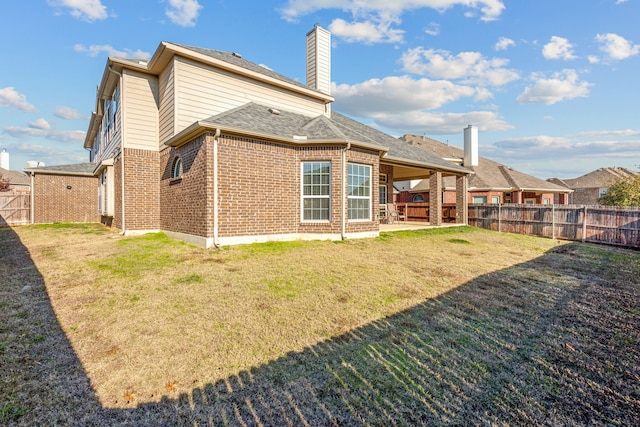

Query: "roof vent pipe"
<box><xmin>463</xmin><ymin>125</ymin><xmax>479</xmax><ymax>167</ymax></box>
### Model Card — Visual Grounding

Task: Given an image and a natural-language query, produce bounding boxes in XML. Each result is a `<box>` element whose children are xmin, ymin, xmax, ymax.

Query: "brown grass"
<box><xmin>1</xmin><ymin>223</ymin><xmax>638</xmax><ymax>426</ymax></box>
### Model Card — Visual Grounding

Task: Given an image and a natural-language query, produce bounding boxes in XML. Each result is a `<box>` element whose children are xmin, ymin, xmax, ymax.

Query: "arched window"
<box><xmin>172</xmin><ymin>156</ymin><xmax>183</xmax><ymax>178</ymax></box>
<box><xmin>412</xmin><ymin>194</ymin><xmax>425</xmax><ymax>202</ymax></box>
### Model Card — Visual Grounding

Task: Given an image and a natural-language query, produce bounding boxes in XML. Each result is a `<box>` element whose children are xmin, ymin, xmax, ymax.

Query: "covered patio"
<box><xmin>380</xmin><ymin>158</ymin><xmax>470</xmax><ymax>226</ymax></box>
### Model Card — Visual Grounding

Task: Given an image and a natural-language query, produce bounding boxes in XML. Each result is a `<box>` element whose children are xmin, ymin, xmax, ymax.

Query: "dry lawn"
<box><xmin>1</xmin><ymin>223</ymin><xmax>639</xmax><ymax>426</ymax></box>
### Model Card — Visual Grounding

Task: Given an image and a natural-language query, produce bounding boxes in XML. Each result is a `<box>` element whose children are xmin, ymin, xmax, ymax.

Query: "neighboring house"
<box><xmin>0</xmin><ymin>167</ymin><xmax>30</xmax><ymax>193</ymax></box>
<box><xmin>397</xmin><ymin>131</ymin><xmax>571</xmax><ymax>205</ymax></box>
<box><xmin>25</xmin><ymin>26</ymin><xmax>470</xmax><ymax>247</ymax></box>
<box><xmin>548</xmin><ymin>167</ymin><xmax>639</xmax><ymax>205</ymax></box>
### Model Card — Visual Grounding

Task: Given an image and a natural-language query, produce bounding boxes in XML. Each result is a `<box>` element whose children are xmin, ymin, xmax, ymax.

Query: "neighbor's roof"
<box><xmin>402</xmin><ymin>134</ymin><xmax>570</xmax><ymax>193</ymax></box>
<box><xmin>548</xmin><ymin>167</ymin><xmax>639</xmax><ymax>189</ymax></box>
<box><xmin>168</xmin><ymin>102</ymin><xmax>470</xmax><ymax>174</ymax></box>
<box><xmin>23</xmin><ymin>163</ymin><xmax>95</xmax><ymax>176</ymax></box>
<box><xmin>0</xmin><ymin>167</ymin><xmax>30</xmax><ymax>185</ymax></box>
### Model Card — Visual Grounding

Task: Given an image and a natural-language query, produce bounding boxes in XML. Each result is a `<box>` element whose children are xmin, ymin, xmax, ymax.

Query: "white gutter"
<box><xmin>213</xmin><ymin>128</ymin><xmax>221</xmax><ymax>248</ymax></box>
<box><xmin>29</xmin><ymin>171</ymin><xmax>34</xmax><ymax>224</ymax></box>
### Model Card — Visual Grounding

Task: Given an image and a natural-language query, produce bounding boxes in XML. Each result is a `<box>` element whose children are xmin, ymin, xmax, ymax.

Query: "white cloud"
<box><xmin>29</xmin><ymin>119</ymin><xmax>51</xmax><ymax>130</ymax></box>
<box><xmin>3</xmin><ymin>126</ymin><xmax>85</xmax><ymax>143</ymax></box>
<box><xmin>280</xmin><ymin>1</ymin><xmax>506</xmax><ymax>33</ymax></box>
<box><xmin>332</xmin><ymin>76</ymin><xmax>485</xmax><ymax>115</ymax></box>
<box><xmin>424</xmin><ymin>22</ymin><xmax>440</xmax><ymax>36</ymax></box>
<box><xmin>54</xmin><ymin>106</ymin><xmax>86</xmax><ymax>120</ymax></box>
<box><xmin>374</xmin><ymin>110</ymin><xmax>512</xmax><ymax>134</ymax></box>
<box><xmin>516</xmin><ymin>69</ymin><xmax>592</xmax><ymax>105</ymax></box>
<box><xmin>400</xmin><ymin>47</ymin><xmax>519</xmax><ymax>86</ymax></box>
<box><xmin>587</xmin><ymin>55</ymin><xmax>600</xmax><ymax>64</ymax></box>
<box><xmin>494</xmin><ymin>37</ymin><xmax>515</xmax><ymax>51</ymax></box>
<box><xmin>616</xmin><ymin>0</ymin><xmax>628</xmax><ymax>4</ymax></box>
<box><xmin>542</xmin><ymin>36</ymin><xmax>577</xmax><ymax>60</ymax></box>
<box><xmin>73</xmin><ymin>44</ymin><xmax>151</xmax><ymax>59</ymax></box>
<box><xmin>329</xmin><ymin>17</ymin><xmax>404</xmax><ymax>44</ymax></box>
<box><xmin>494</xmin><ymin>135</ymin><xmax>573</xmax><ymax>151</ymax></box>
<box><xmin>47</xmin><ymin>0</ymin><xmax>107</xmax><ymax>21</ymax></box>
<box><xmin>5</xmin><ymin>142</ymin><xmax>88</xmax><ymax>166</ymax></box>
<box><xmin>576</xmin><ymin>129</ymin><xmax>640</xmax><ymax>138</ymax></box>
<box><xmin>595</xmin><ymin>33</ymin><xmax>640</xmax><ymax>60</ymax></box>
<box><xmin>165</xmin><ymin>0</ymin><xmax>202</xmax><ymax>27</ymax></box>
<box><xmin>0</xmin><ymin>87</ymin><xmax>37</xmax><ymax>113</ymax></box>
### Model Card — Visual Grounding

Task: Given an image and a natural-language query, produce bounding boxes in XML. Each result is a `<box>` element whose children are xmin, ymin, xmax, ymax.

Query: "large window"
<box><xmin>472</xmin><ymin>196</ymin><xmax>487</xmax><ymax>204</ymax></box>
<box><xmin>302</xmin><ymin>161</ymin><xmax>331</xmax><ymax>221</ymax></box>
<box><xmin>348</xmin><ymin>163</ymin><xmax>371</xmax><ymax>221</ymax></box>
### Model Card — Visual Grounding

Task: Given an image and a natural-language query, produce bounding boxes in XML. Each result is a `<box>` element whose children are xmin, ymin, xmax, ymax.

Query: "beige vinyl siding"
<box><xmin>159</xmin><ymin>62</ymin><xmax>175</xmax><ymax>145</ymax></box>
<box><xmin>122</xmin><ymin>69</ymin><xmax>159</xmax><ymax>151</ymax></box>
<box><xmin>174</xmin><ymin>57</ymin><xmax>326</xmax><ymax>134</ymax></box>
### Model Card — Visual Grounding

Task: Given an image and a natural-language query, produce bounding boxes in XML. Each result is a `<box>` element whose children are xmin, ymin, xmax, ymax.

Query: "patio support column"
<box><xmin>455</xmin><ymin>174</ymin><xmax>468</xmax><ymax>224</ymax></box>
<box><xmin>429</xmin><ymin>170</ymin><xmax>443</xmax><ymax>225</ymax></box>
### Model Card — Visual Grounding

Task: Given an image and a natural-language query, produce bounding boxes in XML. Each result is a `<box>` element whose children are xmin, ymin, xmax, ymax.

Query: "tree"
<box><xmin>0</xmin><ymin>173</ymin><xmax>10</xmax><ymax>192</ymax></box>
<box><xmin>598</xmin><ymin>173</ymin><xmax>640</xmax><ymax>207</ymax></box>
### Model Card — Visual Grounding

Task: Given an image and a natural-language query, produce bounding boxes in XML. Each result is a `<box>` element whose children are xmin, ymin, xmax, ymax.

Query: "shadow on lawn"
<box><xmin>2</xmin><ymin>226</ymin><xmax>639</xmax><ymax>426</ymax></box>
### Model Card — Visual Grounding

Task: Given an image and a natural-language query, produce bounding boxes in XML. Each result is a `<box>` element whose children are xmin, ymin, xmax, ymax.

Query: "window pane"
<box><xmin>303</xmin><ymin>198</ymin><xmax>329</xmax><ymax>220</ymax></box>
<box><xmin>302</xmin><ymin>161</ymin><xmax>331</xmax><ymax>221</ymax></box>
<box><xmin>347</xmin><ymin>163</ymin><xmax>371</xmax><ymax>221</ymax></box>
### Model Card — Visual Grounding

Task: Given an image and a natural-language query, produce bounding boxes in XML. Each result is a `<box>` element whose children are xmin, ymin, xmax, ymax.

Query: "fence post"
<box><xmin>552</xmin><ymin>204</ymin><xmax>555</xmax><ymax>240</ymax></box>
<box><xmin>582</xmin><ymin>205</ymin><xmax>588</xmax><ymax>242</ymax></box>
<box><xmin>498</xmin><ymin>203</ymin><xmax>501</xmax><ymax>233</ymax></box>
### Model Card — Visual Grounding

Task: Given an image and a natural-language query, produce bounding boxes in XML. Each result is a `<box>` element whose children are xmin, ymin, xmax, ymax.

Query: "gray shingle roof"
<box><xmin>402</xmin><ymin>134</ymin><xmax>569</xmax><ymax>193</ymax></box>
<box><xmin>200</xmin><ymin>103</ymin><xmax>469</xmax><ymax>173</ymax></box>
<box><xmin>549</xmin><ymin>167</ymin><xmax>639</xmax><ymax>189</ymax></box>
<box><xmin>23</xmin><ymin>163</ymin><xmax>95</xmax><ymax>176</ymax></box>
<box><xmin>0</xmin><ymin>167</ymin><xmax>30</xmax><ymax>185</ymax></box>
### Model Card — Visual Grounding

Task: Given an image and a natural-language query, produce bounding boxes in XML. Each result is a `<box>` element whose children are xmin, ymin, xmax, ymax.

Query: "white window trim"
<box><xmin>348</xmin><ymin>162</ymin><xmax>372</xmax><ymax>222</ymax></box>
<box><xmin>301</xmin><ymin>161</ymin><xmax>331</xmax><ymax>222</ymax></box>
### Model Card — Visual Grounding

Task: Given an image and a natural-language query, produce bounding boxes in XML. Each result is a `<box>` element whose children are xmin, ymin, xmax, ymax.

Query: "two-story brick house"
<box><xmin>26</xmin><ymin>26</ymin><xmax>470</xmax><ymax>247</ymax></box>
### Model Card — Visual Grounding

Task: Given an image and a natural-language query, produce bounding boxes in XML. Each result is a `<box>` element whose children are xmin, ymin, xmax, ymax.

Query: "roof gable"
<box><xmin>555</xmin><ymin>167</ymin><xmax>639</xmax><ymax>189</ymax></box>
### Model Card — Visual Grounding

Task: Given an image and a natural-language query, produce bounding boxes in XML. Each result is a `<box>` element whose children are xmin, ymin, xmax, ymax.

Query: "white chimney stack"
<box><xmin>0</xmin><ymin>148</ymin><xmax>9</xmax><ymax>170</ymax></box>
<box><xmin>463</xmin><ymin>125</ymin><xmax>479</xmax><ymax>167</ymax></box>
<box><xmin>306</xmin><ymin>24</ymin><xmax>331</xmax><ymax>96</ymax></box>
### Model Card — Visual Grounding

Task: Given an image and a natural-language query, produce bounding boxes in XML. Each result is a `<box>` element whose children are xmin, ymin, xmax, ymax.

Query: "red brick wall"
<box><xmin>122</xmin><ymin>148</ymin><xmax>160</xmax><ymax>231</ymax></box>
<box><xmin>113</xmin><ymin>155</ymin><xmax>122</xmax><ymax>229</ymax></box>
<box><xmin>33</xmin><ymin>174</ymin><xmax>98</xmax><ymax>223</ymax></box>
<box><xmin>159</xmin><ymin>133</ymin><xmax>379</xmax><ymax>240</ymax></box>
<box><xmin>160</xmin><ymin>134</ymin><xmax>213</xmax><ymax>238</ymax></box>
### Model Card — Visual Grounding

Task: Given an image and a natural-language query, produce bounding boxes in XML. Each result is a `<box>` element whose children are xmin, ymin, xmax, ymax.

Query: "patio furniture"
<box><xmin>387</xmin><ymin>203</ymin><xmax>407</xmax><ymax>224</ymax></box>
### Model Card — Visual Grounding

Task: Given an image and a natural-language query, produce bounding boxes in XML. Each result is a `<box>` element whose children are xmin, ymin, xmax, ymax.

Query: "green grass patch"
<box><xmin>447</xmin><ymin>238</ymin><xmax>472</xmax><ymax>244</ymax></box>
<box><xmin>0</xmin><ymin>400</ymin><xmax>29</xmax><ymax>422</ymax></box>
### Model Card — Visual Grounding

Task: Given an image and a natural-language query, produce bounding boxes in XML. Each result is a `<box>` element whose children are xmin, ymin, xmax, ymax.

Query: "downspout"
<box><xmin>213</xmin><ymin>128</ymin><xmax>221</xmax><ymax>248</ymax></box>
<box><xmin>107</xmin><ymin>66</ymin><xmax>126</xmax><ymax>235</ymax></box>
<box><xmin>29</xmin><ymin>171</ymin><xmax>34</xmax><ymax>224</ymax></box>
<box><xmin>341</xmin><ymin>142</ymin><xmax>351</xmax><ymax>240</ymax></box>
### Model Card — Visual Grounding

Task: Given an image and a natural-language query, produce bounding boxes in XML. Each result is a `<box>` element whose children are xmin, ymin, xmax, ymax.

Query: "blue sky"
<box><xmin>0</xmin><ymin>0</ymin><xmax>638</xmax><ymax>179</ymax></box>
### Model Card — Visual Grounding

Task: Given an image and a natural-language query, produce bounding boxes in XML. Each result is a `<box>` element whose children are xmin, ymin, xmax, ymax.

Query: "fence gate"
<box><xmin>0</xmin><ymin>193</ymin><xmax>30</xmax><ymax>226</ymax></box>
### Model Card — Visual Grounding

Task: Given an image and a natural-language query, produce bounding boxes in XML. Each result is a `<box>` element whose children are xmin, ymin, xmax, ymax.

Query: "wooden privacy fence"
<box><xmin>396</xmin><ymin>203</ymin><xmax>458</xmax><ymax>223</ymax></box>
<box><xmin>468</xmin><ymin>204</ymin><xmax>640</xmax><ymax>248</ymax></box>
<box><xmin>0</xmin><ymin>193</ymin><xmax>30</xmax><ymax>226</ymax></box>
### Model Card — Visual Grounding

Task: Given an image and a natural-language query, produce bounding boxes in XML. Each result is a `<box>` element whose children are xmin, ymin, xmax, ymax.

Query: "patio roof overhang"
<box><xmin>381</xmin><ymin>155</ymin><xmax>471</xmax><ymax>181</ymax></box>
